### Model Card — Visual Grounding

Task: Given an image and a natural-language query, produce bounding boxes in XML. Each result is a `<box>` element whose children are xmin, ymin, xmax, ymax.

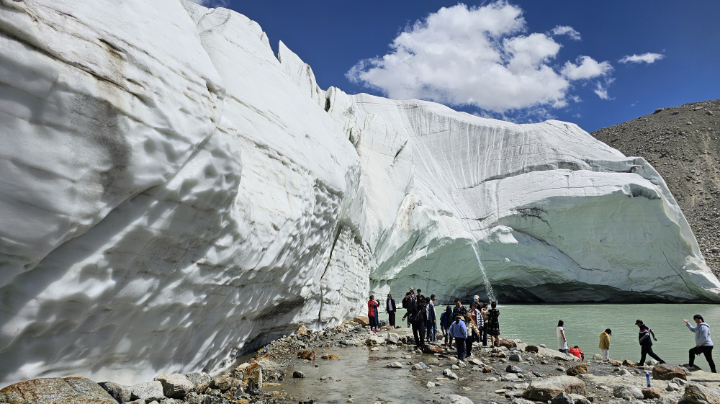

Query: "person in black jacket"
<box><xmin>415</xmin><ymin>297</ymin><xmax>428</xmax><ymax>348</ymax></box>
<box><xmin>452</xmin><ymin>299</ymin><xmax>468</xmax><ymax>319</ymax></box>
<box><xmin>386</xmin><ymin>294</ymin><xmax>397</xmax><ymax>329</ymax></box>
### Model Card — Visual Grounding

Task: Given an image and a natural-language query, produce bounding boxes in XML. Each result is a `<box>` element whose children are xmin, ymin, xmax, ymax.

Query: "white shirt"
<box><xmin>557</xmin><ymin>326</ymin><xmax>568</xmax><ymax>350</ymax></box>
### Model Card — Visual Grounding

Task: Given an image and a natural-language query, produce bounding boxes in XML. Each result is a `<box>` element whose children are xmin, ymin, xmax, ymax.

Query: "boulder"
<box><xmin>667</xmin><ymin>383</ymin><xmax>680</xmax><ymax>392</ymax></box>
<box><xmin>499</xmin><ymin>339</ymin><xmax>517</xmax><ymax>349</ymax></box>
<box><xmin>509</xmin><ymin>353</ymin><xmax>523</xmax><ymax>362</ymax></box>
<box><xmin>424</xmin><ymin>344</ymin><xmax>443</xmax><ymax>354</ymax></box>
<box><xmin>211</xmin><ymin>376</ymin><xmax>231</xmax><ymax>392</ymax></box>
<box><xmin>522</xmin><ymin>376</ymin><xmax>587</xmax><ymax>401</ymax></box>
<box><xmin>653</xmin><ymin>364</ymin><xmax>687</xmax><ymax>380</ymax></box>
<box><xmin>292</xmin><ymin>371</ymin><xmax>305</xmax><ymax>378</ymax></box>
<box><xmin>244</xmin><ymin>363</ymin><xmax>263</xmax><ymax>389</ymax></box>
<box><xmin>483</xmin><ymin>366</ymin><xmax>493</xmax><ymax>373</ymax></box>
<box><xmin>570</xmin><ymin>394</ymin><xmax>591</xmax><ymax>404</ymax></box>
<box><xmin>643</xmin><ymin>387</ymin><xmax>663</xmax><ymax>399</ymax></box>
<box><xmin>525</xmin><ymin>345</ymin><xmax>540</xmax><ymax>353</ymax></box>
<box><xmin>593</xmin><ymin>354</ymin><xmax>603</xmax><ymax>361</ymax></box>
<box><xmin>153</xmin><ymin>374</ymin><xmax>194</xmax><ymax>399</ymax></box>
<box><xmin>551</xmin><ymin>392</ymin><xmax>575</xmax><ymax>404</ymax></box>
<box><xmin>512</xmin><ymin>399</ymin><xmax>536</xmax><ymax>404</ymax></box>
<box><xmin>622</xmin><ymin>359</ymin><xmax>636</xmax><ymax>367</ymax></box>
<box><xmin>608</xmin><ymin>359</ymin><xmax>622</xmax><ymax>366</ymax></box>
<box><xmin>298</xmin><ymin>350</ymin><xmax>316</xmax><ymax>360</ymax></box>
<box><xmin>566</xmin><ymin>363</ymin><xmax>588</xmax><ymax>376</ymax></box>
<box><xmin>296</xmin><ymin>325</ymin><xmax>308</xmax><ymax>335</ymax></box>
<box><xmin>386</xmin><ymin>333</ymin><xmax>400</xmax><ymax>344</ymax></box>
<box><xmin>98</xmin><ymin>381</ymin><xmax>133</xmax><ymax>403</ymax></box>
<box><xmin>412</xmin><ymin>363</ymin><xmax>428</xmax><ymax>370</ymax></box>
<box><xmin>184</xmin><ymin>372</ymin><xmax>212</xmax><ymax>392</ymax></box>
<box><xmin>352</xmin><ymin>316</ymin><xmax>370</xmax><ymax>326</ymax></box>
<box><xmin>506</xmin><ymin>365</ymin><xmax>523</xmax><ymax>374</ymax></box>
<box><xmin>0</xmin><ymin>377</ymin><xmax>118</xmax><ymax>404</ymax></box>
<box><xmin>469</xmin><ymin>358</ymin><xmax>484</xmax><ymax>366</ymax></box>
<box><xmin>443</xmin><ymin>369</ymin><xmax>459</xmax><ymax>380</ymax></box>
<box><xmin>130</xmin><ymin>381</ymin><xmax>164</xmax><ymax>401</ymax></box>
<box><xmin>613</xmin><ymin>385</ymin><xmax>644</xmax><ymax>400</ymax></box>
<box><xmin>681</xmin><ymin>383</ymin><xmax>720</xmax><ymax>404</ymax></box>
<box><xmin>445</xmin><ymin>395</ymin><xmax>474</xmax><ymax>404</ymax></box>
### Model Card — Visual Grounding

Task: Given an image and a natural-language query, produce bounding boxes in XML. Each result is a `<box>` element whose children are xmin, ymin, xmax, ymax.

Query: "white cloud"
<box><xmin>561</xmin><ymin>56</ymin><xmax>613</xmax><ymax>80</ymax></box>
<box><xmin>619</xmin><ymin>53</ymin><xmax>665</xmax><ymax>64</ymax></box>
<box><xmin>347</xmin><ymin>2</ymin><xmax>611</xmax><ymax>113</ymax></box>
<box><xmin>551</xmin><ymin>25</ymin><xmax>581</xmax><ymax>41</ymax></box>
<box><xmin>187</xmin><ymin>0</ymin><xmax>227</xmax><ymax>7</ymax></box>
<box><xmin>593</xmin><ymin>78</ymin><xmax>615</xmax><ymax>100</ymax></box>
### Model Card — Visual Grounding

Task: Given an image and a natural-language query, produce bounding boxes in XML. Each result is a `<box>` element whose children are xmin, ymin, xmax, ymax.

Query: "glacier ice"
<box><xmin>0</xmin><ymin>0</ymin><xmax>718</xmax><ymax>387</ymax></box>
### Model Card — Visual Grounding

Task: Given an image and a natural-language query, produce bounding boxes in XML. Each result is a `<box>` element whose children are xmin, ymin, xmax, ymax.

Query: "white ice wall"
<box><xmin>1</xmin><ymin>0</ymin><xmax>718</xmax><ymax>388</ymax></box>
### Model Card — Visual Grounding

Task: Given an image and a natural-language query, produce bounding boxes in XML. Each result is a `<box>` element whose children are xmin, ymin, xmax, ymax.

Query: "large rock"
<box><xmin>0</xmin><ymin>377</ymin><xmax>117</xmax><ymax>404</ymax></box>
<box><xmin>681</xmin><ymin>384</ymin><xmax>720</xmax><ymax>404</ymax></box>
<box><xmin>352</xmin><ymin>316</ymin><xmax>370</xmax><ymax>326</ymax></box>
<box><xmin>499</xmin><ymin>339</ymin><xmax>517</xmax><ymax>349</ymax></box>
<box><xmin>424</xmin><ymin>344</ymin><xmax>443</xmax><ymax>354</ymax></box>
<box><xmin>184</xmin><ymin>372</ymin><xmax>212</xmax><ymax>392</ymax></box>
<box><xmin>654</xmin><ymin>364</ymin><xmax>688</xmax><ymax>380</ymax></box>
<box><xmin>98</xmin><ymin>381</ymin><xmax>133</xmax><ymax>403</ymax></box>
<box><xmin>566</xmin><ymin>363</ymin><xmax>588</xmax><ymax>376</ymax></box>
<box><xmin>445</xmin><ymin>395</ymin><xmax>474</xmax><ymax>404</ymax></box>
<box><xmin>523</xmin><ymin>376</ymin><xmax>586</xmax><ymax>401</ymax></box>
<box><xmin>551</xmin><ymin>392</ymin><xmax>575</xmax><ymax>404</ymax></box>
<box><xmin>130</xmin><ymin>381</ymin><xmax>164</xmax><ymax>401</ymax></box>
<box><xmin>153</xmin><ymin>374</ymin><xmax>194</xmax><ymax>399</ymax></box>
<box><xmin>643</xmin><ymin>387</ymin><xmax>663</xmax><ymax>399</ymax></box>
<box><xmin>613</xmin><ymin>386</ymin><xmax>644</xmax><ymax>400</ymax></box>
<box><xmin>386</xmin><ymin>333</ymin><xmax>400</xmax><ymax>344</ymax></box>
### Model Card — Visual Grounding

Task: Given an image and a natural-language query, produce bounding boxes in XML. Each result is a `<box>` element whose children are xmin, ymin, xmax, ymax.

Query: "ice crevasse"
<box><xmin>0</xmin><ymin>0</ymin><xmax>718</xmax><ymax>387</ymax></box>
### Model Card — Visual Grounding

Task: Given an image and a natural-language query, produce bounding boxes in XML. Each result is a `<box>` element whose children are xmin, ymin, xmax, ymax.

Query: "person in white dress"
<box><xmin>557</xmin><ymin>320</ymin><xmax>569</xmax><ymax>353</ymax></box>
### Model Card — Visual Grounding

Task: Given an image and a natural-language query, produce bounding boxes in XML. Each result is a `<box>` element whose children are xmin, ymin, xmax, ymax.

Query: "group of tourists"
<box><xmin>557</xmin><ymin>315</ymin><xmax>716</xmax><ymax>373</ymax></box>
<box><xmin>367</xmin><ymin>288</ymin><xmax>502</xmax><ymax>363</ymax></box>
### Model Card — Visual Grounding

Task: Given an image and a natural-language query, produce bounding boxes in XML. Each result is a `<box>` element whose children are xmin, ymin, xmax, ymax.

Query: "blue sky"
<box><xmin>203</xmin><ymin>0</ymin><xmax>720</xmax><ymax>132</ymax></box>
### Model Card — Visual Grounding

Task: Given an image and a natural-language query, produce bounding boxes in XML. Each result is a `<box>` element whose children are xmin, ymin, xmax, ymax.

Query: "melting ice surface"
<box><xmin>0</xmin><ymin>0</ymin><xmax>719</xmax><ymax>387</ymax></box>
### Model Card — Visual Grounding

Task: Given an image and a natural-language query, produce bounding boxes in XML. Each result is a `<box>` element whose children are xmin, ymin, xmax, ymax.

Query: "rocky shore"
<box><xmin>3</xmin><ymin>319</ymin><xmax>720</xmax><ymax>404</ymax></box>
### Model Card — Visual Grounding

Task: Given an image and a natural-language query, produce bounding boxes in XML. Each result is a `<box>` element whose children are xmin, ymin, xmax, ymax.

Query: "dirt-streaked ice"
<box><xmin>0</xmin><ymin>0</ymin><xmax>717</xmax><ymax>387</ymax></box>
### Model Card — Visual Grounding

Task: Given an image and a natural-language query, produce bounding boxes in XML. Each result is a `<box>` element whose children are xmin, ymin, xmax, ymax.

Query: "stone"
<box><xmin>622</xmin><ymin>359</ymin><xmax>636</xmax><ymax>367</ymax></box>
<box><xmin>618</xmin><ymin>369</ymin><xmax>631</xmax><ymax>376</ymax></box>
<box><xmin>507</xmin><ymin>365</ymin><xmax>523</xmax><ymax>374</ymax></box>
<box><xmin>322</xmin><ymin>354</ymin><xmax>340</xmax><ymax>360</ymax></box>
<box><xmin>653</xmin><ymin>364</ymin><xmax>687</xmax><ymax>380</ymax></box>
<box><xmin>673</xmin><ymin>378</ymin><xmax>689</xmax><ymax>386</ymax></box>
<box><xmin>681</xmin><ymin>383</ymin><xmax>720</xmax><ymax>404</ymax></box>
<box><xmin>98</xmin><ymin>381</ymin><xmax>133</xmax><ymax>403</ymax></box>
<box><xmin>608</xmin><ymin>359</ymin><xmax>622</xmax><ymax>366</ymax></box>
<box><xmin>296</xmin><ymin>325</ymin><xmax>308</xmax><ymax>335</ymax></box>
<box><xmin>523</xmin><ymin>376</ymin><xmax>587</xmax><ymax>401</ymax></box>
<box><xmin>570</xmin><ymin>394</ymin><xmax>591</xmax><ymax>404</ymax></box>
<box><xmin>452</xmin><ymin>365</ymin><xmax>460</xmax><ymax>370</ymax></box>
<box><xmin>445</xmin><ymin>395</ymin><xmax>474</xmax><ymax>404</ymax></box>
<box><xmin>387</xmin><ymin>333</ymin><xmax>400</xmax><ymax>344</ymax></box>
<box><xmin>0</xmin><ymin>377</ymin><xmax>118</xmax><ymax>404</ymax></box>
<box><xmin>525</xmin><ymin>345</ymin><xmax>540</xmax><ymax>353</ymax></box>
<box><xmin>551</xmin><ymin>392</ymin><xmax>575</xmax><ymax>404</ymax></box>
<box><xmin>593</xmin><ymin>354</ymin><xmax>603</xmax><ymax>361</ymax></box>
<box><xmin>483</xmin><ymin>366</ymin><xmax>494</xmax><ymax>373</ymax></box>
<box><xmin>509</xmin><ymin>353</ymin><xmax>523</xmax><ymax>362</ymax></box>
<box><xmin>512</xmin><ymin>398</ymin><xmax>536</xmax><ymax>404</ymax></box>
<box><xmin>244</xmin><ymin>363</ymin><xmax>263</xmax><ymax>389</ymax></box>
<box><xmin>211</xmin><ymin>376</ymin><xmax>231</xmax><ymax>392</ymax></box>
<box><xmin>427</xmin><ymin>382</ymin><xmax>435</xmax><ymax>388</ymax></box>
<box><xmin>499</xmin><ymin>339</ymin><xmax>517</xmax><ymax>349</ymax></box>
<box><xmin>667</xmin><ymin>383</ymin><xmax>680</xmax><ymax>392</ymax></box>
<box><xmin>292</xmin><ymin>371</ymin><xmax>305</xmax><ymax>378</ymax></box>
<box><xmin>469</xmin><ymin>358</ymin><xmax>484</xmax><ymax>366</ymax></box>
<box><xmin>443</xmin><ymin>369</ymin><xmax>459</xmax><ymax>380</ymax></box>
<box><xmin>153</xmin><ymin>374</ymin><xmax>194</xmax><ymax>399</ymax></box>
<box><xmin>566</xmin><ymin>363</ymin><xmax>588</xmax><ymax>376</ymax></box>
<box><xmin>387</xmin><ymin>362</ymin><xmax>404</xmax><ymax>368</ymax></box>
<box><xmin>413</xmin><ymin>363</ymin><xmax>428</xmax><ymax>370</ymax></box>
<box><xmin>613</xmin><ymin>386</ymin><xmax>644</xmax><ymax>400</ymax></box>
<box><xmin>298</xmin><ymin>350</ymin><xmax>316</xmax><ymax>360</ymax></box>
<box><xmin>352</xmin><ymin>316</ymin><xmax>370</xmax><ymax>326</ymax></box>
<box><xmin>341</xmin><ymin>339</ymin><xmax>358</xmax><ymax>346</ymax></box>
<box><xmin>424</xmin><ymin>344</ymin><xmax>443</xmax><ymax>354</ymax></box>
<box><xmin>130</xmin><ymin>381</ymin><xmax>165</xmax><ymax>401</ymax></box>
<box><xmin>502</xmin><ymin>374</ymin><xmax>520</xmax><ymax>382</ymax></box>
<box><xmin>185</xmin><ymin>372</ymin><xmax>213</xmax><ymax>392</ymax></box>
<box><xmin>642</xmin><ymin>387</ymin><xmax>663</xmax><ymax>399</ymax></box>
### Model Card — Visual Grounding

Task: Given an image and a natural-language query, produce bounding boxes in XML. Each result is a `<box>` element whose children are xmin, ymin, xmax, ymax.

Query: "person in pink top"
<box><xmin>368</xmin><ymin>295</ymin><xmax>379</xmax><ymax>332</ymax></box>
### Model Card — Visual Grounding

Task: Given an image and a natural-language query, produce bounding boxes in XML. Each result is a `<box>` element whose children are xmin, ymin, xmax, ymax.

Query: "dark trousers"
<box><xmin>443</xmin><ymin>328</ymin><xmax>452</xmax><ymax>346</ymax></box>
<box><xmin>426</xmin><ymin>321</ymin><xmax>436</xmax><ymax>341</ymax></box>
<box><xmin>690</xmin><ymin>346</ymin><xmax>716</xmax><ymax>372</ymax></box>
<box><xmin>455</xmin><ymin>337</ymin><xmax>466</xmax><ymax>361</ymax></box>
<box><xmin>639</xmin><ymin>345</ymin><xmax>664</xmax><ymax>365</ymax></box>
<box><xmin>388</xmin><ymin>312</ymin><xmax>395</xmax><ymax>327</ymax></box>
<box><xmin>412</xmin><ymin>323</ymin><xmax>425</xmax><ymax>347</ymax></box>
<box><xmin>482</xmin><ymin>323</ymin><xmax>488</xmax><ymax>346</ymax></box>
<box><xmin>465</xmin><ymin>336</ymin><xmax>473</xmax><ymax>357</ymax></box>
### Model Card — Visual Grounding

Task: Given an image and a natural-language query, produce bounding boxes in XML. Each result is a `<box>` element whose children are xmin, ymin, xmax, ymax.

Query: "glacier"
<box><xmin>0</xmin><ymin>0</ymin><xmax>718</xmax><ymax>387</ymax></box>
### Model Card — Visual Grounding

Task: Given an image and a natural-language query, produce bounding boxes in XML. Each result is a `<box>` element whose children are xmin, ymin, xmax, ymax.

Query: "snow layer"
<box><xmin>0</xmin><ymin>0</ymin><xmax>718</xmax><ymax>388</ymax></box>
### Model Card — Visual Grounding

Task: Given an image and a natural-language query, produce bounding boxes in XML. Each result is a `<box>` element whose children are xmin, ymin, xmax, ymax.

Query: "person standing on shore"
<box><xmin>684</xmin><ymin>315</ymin><xmax>716</xmax><ymax>372</ymax></box>
<box><xmin>465</xmin><ymin>313</ymin><xmax>480</xmax><ymax>358</ymax></box>
<box><xmin>415</xmin><ymin>297</ymin><xmax>428</xmax><ymax>348</ymax></box>
<box><xmin>599</xmin><ymin>328</ymin><xmax>612</xmax><ymax>360</ymax></box>
<box><xmin>368</xmin><ymin>295</ymin><xmax>379</xmax><ymax>332</ymax></box>
<box><xmin>481</xmin><ymin>303</ymin><xmax>489</xmax><ymax>346</ymax></box>
<box><xmin>487</xmin><ymin>301</ymin><xmax>500</xmax><ymax>347</ymax></box>
<box><xmin>636</xmin><ymin>319</ymin><xmax>665</xmax><ymax>366</ymax></box>
<box><xmin>402</xmin><ymin>289</ymin><xmax>417</xmax><ymax>328</ymax></box>
<box><xmin>557</xmin><ymin>320</ymin><xmax>568</xmax><ymax>354</ymax></box>
<box><xmin>441</xmin><ymin>306</ymin><xmax>454</xmax><ymax>348</ymax></box>
<box><xmin>449</xmin><ymin>315</ymin><xmax>468</xmax><ymax>362</ymax></box>
<box><xmin>426</xmin><ymin>294</ymin><xmax>437</xmax><ymax>342</ymax></box>
<box><xmin>386</xmin><ymin>294</ymin><xmax>396</xmax><ymax>329</ymax></box>
<box><xmin>452</xmin><ymin>298</ymin><xmax>468</xmax><ymax>319</ymax></box>
<box><xmin>474</xmin><ymin>303</ymin><xmax>484</xmax><ymax>345</ymax></box>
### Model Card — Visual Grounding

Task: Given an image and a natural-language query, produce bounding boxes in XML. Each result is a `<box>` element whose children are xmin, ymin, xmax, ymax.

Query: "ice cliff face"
<box><xmin>0</xmin><ymin>0</ymin><xmax>718</xmax><ymax>387</ymax></box>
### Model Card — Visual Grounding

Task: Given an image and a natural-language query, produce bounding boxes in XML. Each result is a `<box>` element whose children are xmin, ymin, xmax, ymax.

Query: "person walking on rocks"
<box><xmin>386</xmin><ymin>294</ymin><xmax>397</xmax><ymax>329</ymax></box>
<box><xmin>636</xmin><ymin>319</ymin><xmax>665</xmax><ymax>366</ymax></box>
<box><xmin>465</xmin><ymin>313</ymin><xmax>480</xmax><ymax>358</ymax></box>
<box><xmin>557</xmin><ymin>320</ymin><xmax>569</xmax><ymax>354</ymax></box>
<box><xmin>684</xmin><ymin>315</ymin><xmax>716</xmax><ymax>372</ymax></box>
<box><xmin>599</xmin><ymin>328</ymin><xmax>612</xmax><ymax>360</ymax></box>
<box><xmin>426</xmin><ymin>294</ymin><xmax>437</xmax><ymax>343</ymax></box>
<box><xmin>441</xmin><ymin>306</ymin><xmax>454</xmax><ymax>348</ymax></box>
<box><xmin>487</xmin><ymin>301</ymin><xmax>500</xmax><ymax>347</ymax></box>
<box><xmin>449</xmin><ymin>315</ymin><xmax>468</xmax><ymax>362</ymax></box>
<box><xmin>368</xmin><ymin>295</ymin><xmax>379</xmax><ymax>332</ymax></box>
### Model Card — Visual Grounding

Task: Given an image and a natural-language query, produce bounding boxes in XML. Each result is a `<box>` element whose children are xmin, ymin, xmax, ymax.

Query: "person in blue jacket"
<box><xmin>449</xmin><ymin>315</ymin><xmax>468</xmax><ymax>362</ymax></box>
<box><xmin>440</xmin><ymin>306</ymin><xmax>453</xmax><ymax>348</ymax></box>
<box><xmin>684</xmin><ymin>315</ymin><xmax>716</xmax><ymax>372</ymax></box>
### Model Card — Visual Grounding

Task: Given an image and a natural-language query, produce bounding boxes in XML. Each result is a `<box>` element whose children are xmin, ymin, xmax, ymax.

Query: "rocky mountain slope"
<box><xmin>592</xmin><ymin>100</ymin><xmax>720</xmax><ymax>276</ymax></box>
<box><xmin>0</xmin><ymin>0</ymin><xmax>718</xmax><ymax>388</ymax></box>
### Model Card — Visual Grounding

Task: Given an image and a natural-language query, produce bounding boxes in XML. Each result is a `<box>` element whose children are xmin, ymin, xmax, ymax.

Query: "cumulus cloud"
<box><xmin>619</xmin><ymin>53</ymin><xmax>665</xmax><ymax>64</ymax></box>
<box><xmin>551</xmin><ymin>25</ymin><xmax>581</xmax><ymax>41</ymax></box>
<box><xmin>561</xmin><ymin>56</ymin><xmax>613</xmax><ymax>80</ymax></box>
<box><xmin>594</xmin><ymin>78</ymin><xmax>615</xmax><ymax>100</ymax></box>
<box><xmin>347</xmin><ymin>2</ymin><xmax>612</xmax><ymax>113</ymax></box>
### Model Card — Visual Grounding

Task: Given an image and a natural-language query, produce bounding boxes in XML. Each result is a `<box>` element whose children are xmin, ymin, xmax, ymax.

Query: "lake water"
<box><xmin>380</xmin><ymin>303</ymin><xmax>720</xmax><ymax>365</ymax></box>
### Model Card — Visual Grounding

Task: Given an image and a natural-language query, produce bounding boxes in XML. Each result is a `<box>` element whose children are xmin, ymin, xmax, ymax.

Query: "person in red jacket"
<box><xmin>569</xmin><ymin>345</ymin><xmax>585</xmax><ymax>361</ymax></box>
<box><xmin>368</xmin><ymin>295</ymin><xmax>379</xmax><ymax>332</ymax></box>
